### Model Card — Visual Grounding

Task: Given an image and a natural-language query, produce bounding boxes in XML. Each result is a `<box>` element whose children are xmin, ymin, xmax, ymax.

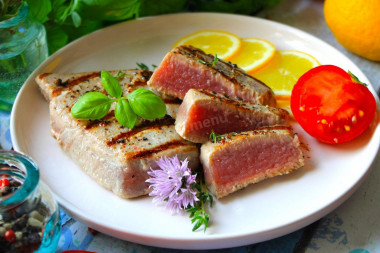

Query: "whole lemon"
<box><xmin>324</xmin><ymin>0</ymin><xmax>380</xmax><ymax>61</ymax></box>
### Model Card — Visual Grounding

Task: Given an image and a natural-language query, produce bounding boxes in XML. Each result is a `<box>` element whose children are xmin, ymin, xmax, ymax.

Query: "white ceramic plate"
<box><xmin>10</xmin><ymin>13</ymin><xmax>380</xmax><ymax>249</ymax></box>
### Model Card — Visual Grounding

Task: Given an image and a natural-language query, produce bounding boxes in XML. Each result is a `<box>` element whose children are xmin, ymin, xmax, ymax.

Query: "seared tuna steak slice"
<box><xmin>175</xmin><ymin>89</ymin><xmax>289</xmax><ymax>143</ymax></box>
<box><xmin>36</xmin><ymin>69</ymin><xmax>199</xmax><ymax>199</ymax></box>
<box><xmin>200</xmin><ymin>126</ymin><xmax>304</xmax><ymax>198</ymax></box>
<box><xmin>148</xmin><ymin>45</ymin><xmax>276</xmax><ymax>106</ymax></box>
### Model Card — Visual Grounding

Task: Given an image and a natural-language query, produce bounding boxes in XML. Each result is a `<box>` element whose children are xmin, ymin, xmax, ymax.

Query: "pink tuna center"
<box><xmin>211</xmin><ymin>137</ymin><xmax>299</xmax><ymax>185</ymax></box>
<box><xmin>153</xmin><ymin>56</ymin><xmax>230</xmax><ymax>98</ymax></box>
<box><xmin>186</xmin><ymin>103</ymin><xmax>261</xmax><ymax>139</ymax></box>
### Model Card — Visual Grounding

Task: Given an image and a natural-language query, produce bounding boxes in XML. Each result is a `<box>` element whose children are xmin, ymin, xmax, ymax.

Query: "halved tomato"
<box><xmin>291</xmin><ymin>65</ymin><xmax>376</xmax><ymax>144</ymax></box>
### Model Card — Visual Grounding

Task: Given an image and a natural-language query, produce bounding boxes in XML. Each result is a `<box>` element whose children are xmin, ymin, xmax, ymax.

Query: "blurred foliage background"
<box><xmin>1</xmin><ymin>0</ymin><xmax>282</xmax><ymax>54</ymax></box>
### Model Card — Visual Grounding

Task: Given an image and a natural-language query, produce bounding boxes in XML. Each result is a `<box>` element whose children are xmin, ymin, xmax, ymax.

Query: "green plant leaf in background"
<box><xmin>193</xmin><ymin>0</ymin><xmax>282</xmax><ymax>15</ymax></box>
<box><xmin>76</xmin><ymin>0</ymin><xmax>140</xmax><ymax>21</ymax></box>
<box><xmin>26</xmin><ymin>0</ymin><xmax>52</xmax><ymax>22</ymax></box>
<box><xmin>71</xmin><ymin>10</ymin><xmax>81</xmax><ymax>27</ymax></box>
<box><xmin>22</xmin><ymin>0</ymin><xmax>282</xmax><ymax>54</ymax></box>
<box><xmin>44</xmin><ymin>24</ymin><xmax>69</xmax><ymax>53</ymax></box>
<box><xmin>139</xmin><ymin>0</ymin><xmax>188</xmax><ymax>17</ymax></box>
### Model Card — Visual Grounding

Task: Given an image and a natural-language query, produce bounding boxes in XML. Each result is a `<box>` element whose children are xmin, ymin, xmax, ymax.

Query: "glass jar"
<box><xmin>0</xmin><ymin>150</ymin><xmax>61</xmax><ymax>252</ymax></box>
<box><xmin>0</xmin><ymin>3</ymin><xmax>48</xmax><ymax>112</ymax></box>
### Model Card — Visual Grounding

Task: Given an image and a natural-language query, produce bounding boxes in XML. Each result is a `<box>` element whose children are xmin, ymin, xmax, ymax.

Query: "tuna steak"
<box><xmin>200</xmin><ymin>126</ymin><xmax>304</xmax><ymax>198</ymax></box>
<box><xmin>148</xmin><ymin>45</ymin><xmax>276</xmax><ymax>106</ymax></box>
<box><xmin>36</xmin><ymin>69</ymin><xmax>199</xmax><ymax>199</ymax></box>
<box><xmin>175</xmin><ymin>89</ymin><xmax>289</xmax><ymax>143</ymax></box>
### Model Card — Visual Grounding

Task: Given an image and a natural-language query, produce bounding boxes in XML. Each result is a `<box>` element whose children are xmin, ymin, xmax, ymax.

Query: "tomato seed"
<box><xmin>352</xmin><ymin>115</ymin><xmax>357</xmax><ymax>124</ymax></box>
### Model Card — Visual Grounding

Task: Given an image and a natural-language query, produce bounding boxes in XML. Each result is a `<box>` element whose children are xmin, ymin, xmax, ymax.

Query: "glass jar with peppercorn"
<box><xmin>0</xmin><ymin>150</ymin><xmax>61</xmax><ymax>252</ymax></box>
<box><xmin>0</xmin><ymin>1</ymin><xmax>48</xmax><ymax>112</ymax></box>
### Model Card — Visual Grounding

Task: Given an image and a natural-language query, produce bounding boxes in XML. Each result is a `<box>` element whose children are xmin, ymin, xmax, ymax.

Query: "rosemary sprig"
<box><xmin>115</xmin><ymin>70</ymin><xmax>126</xmax><ymax>80</ymax></box>
<box><xmin>198</xmin><ymin>54</ymin><xmax>218</xmax><ymax>67</ymax></box>
<box><xmin>209</xmin><ymin>130</ymin><xmax>223</xmax><ymax>143</ymax></box>
<box><xmin>136</xmin><ymin>62</ymin><xmax>157</xmax><ymax>71</ymax></box>
<box><xmin>186</xmin><ymin>177</ymin><xmax>213</xmax><ymax>232</ymax></box>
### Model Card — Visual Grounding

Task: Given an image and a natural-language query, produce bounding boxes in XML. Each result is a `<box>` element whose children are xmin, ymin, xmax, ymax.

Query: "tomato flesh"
<box><xmin>291</xmin><ymin>65</ymin><xmax>376</xmax><ymax>144</ymax></box>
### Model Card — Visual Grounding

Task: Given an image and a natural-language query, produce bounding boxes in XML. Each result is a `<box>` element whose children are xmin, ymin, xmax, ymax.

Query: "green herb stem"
<box><xmin>209</xmin><ymin>130</ymin><xmax>223</xmax><ymax>143</ymax></box>
<box><xmin>186</xmin><ymin>174</ymin><xmax>213</xmax><ymax>232</ymax></box>
<box><xmin>348</xmin><ymin>70</ymin><xmax>368</xmax><ymax>87</ymax></box>
<box><xmin>198</xmin><ymin>54</ymin><xmax>218</xmax><ymax>67</ymax></box>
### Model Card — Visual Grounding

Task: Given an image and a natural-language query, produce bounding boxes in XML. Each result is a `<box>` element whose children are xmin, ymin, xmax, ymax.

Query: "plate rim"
<box><xmin>10</xmin><ymin>12</ymin><xmax>380</xmax><ymax>250</ymax></box>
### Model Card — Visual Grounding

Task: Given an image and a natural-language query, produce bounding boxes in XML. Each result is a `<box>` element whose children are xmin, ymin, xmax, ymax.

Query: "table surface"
<box><xmin>1</xmin><ymin>0</ymin><xmax>380</xmax><ymax>252</ymax></box>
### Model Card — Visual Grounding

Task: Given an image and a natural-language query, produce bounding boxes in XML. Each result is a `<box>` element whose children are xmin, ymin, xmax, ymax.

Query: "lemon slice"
<box><xmin>173</xmin><ymin>30</ymin><xmax>241</xmax><ymax>60</ymax></box>
<box><xmin>252</xmin><ymin>50</ymin><xmax>320</xmax><ymax>96</ymax></box>
<box><xmin>228</xmin><ymin>38</ymin><xmax>276</xmax><ymax>72</ymax></box>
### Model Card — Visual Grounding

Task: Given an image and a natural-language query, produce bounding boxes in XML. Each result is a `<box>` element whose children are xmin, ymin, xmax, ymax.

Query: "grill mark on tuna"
<box><xmin>52</xmin><ymin>72</ymin><xmax>100</xmax><ymax>97</ymax></box>
<box><xmin>106</xmin><ymin>116</ymin><xmax>175</xmax><ymax>146</ymax></box>
<box><xmin>128</xmin><ymin>140</ymin><xmax>186</xmax><ymax>159</ymax></box>
<box><xmin>85</xmin><ymin>110</ymin><xmax>116</xmax><ymax>130</ymax></box>
<box><xmin>38</xmin><ymin>73</ymin><xmax>52</xmax><ymax>79</ymax></box>
<box><xmin>163</xmin><ymin>98</ymin><xmax>182</xmax><ymax>104</ymax></box>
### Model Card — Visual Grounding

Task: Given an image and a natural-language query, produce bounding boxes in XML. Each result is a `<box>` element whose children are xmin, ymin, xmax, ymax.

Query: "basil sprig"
<box><xmin>71</xmin><ymin>70</ymin><xmax>166</xmax><ymax>129</ymax></box>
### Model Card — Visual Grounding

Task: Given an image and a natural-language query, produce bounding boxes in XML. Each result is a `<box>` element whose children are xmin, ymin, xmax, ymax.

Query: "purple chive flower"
<box><xmin>146</xmin><ymin>156</ymin><xmax>198</xmax><ymax>213</ymax></box>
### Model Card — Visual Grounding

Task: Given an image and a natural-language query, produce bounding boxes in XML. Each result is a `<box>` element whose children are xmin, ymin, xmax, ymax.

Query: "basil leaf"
<box><xmin>71</xmin><ymin>92</ymin><xmax>113</xmax><ymax>120</ymax></box>
<box><xmin>115</xmin><ymin>99</ymin><xmax>137</xmax><ymax>129</ymax></box>
<box><xmin>127</xmin><ymin>89</ymin><xmax>166</xmax><ymax>120</ymax></box>
<box><xmin>101</xmin><ymin>70</ymin><xmax>122</xmax><ymax>98</ymax></box>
